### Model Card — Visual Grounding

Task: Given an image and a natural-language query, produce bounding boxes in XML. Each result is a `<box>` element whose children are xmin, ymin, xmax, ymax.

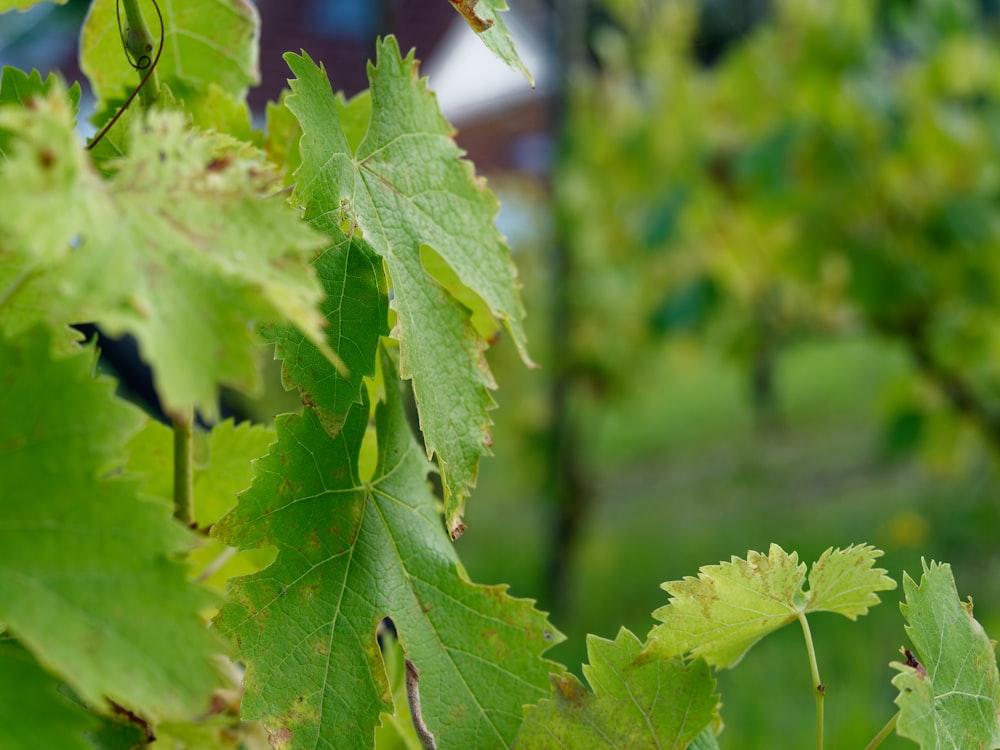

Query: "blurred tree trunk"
<box><xmin>543</xmin><ymin>0</ymin><xmax>591</xmax><ymax>620</ymax></box>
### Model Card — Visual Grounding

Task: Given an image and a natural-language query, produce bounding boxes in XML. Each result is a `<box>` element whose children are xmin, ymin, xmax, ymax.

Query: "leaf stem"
<box><xmin>0</xmin><ymin>267</ymin><xmax>34</xmax><ymax>312</ymax></box>
<box><xmin>863</xmin><ymin>712</ymin><xmax>898</xmax><ymax>750</ymax></box>
<box><xmin>195</xmin><ymin>546</ymin><xmax>237</xmax><ymax>582</ymax></box>
<box><xmin>120</xmin><ymin>0</ymin><xmax>161</xmax><ymax>105</ymax></box>
<box><xmin>405</xmin><ymin>659</ymin><xmax>437</xmax><ymax>750</ymax></box>
<box><xmin>172</xmin><ymin>410</ymin><xmax>195</xmax><ymax>527</ymax></box>
<box><xmin>797</xmin><ymin>612</ymin><xmax>824</xmax><ymax>750</ymax></box>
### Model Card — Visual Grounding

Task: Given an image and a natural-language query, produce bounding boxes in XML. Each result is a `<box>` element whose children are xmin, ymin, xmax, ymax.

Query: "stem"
<box><xmin>195</xmin><ymin>546</ymin><xmax>237</xmax><ymax>583</ymax></box>
<box><xmin>121</xmin><ymin>0</ymin><xmax>161</xmax><ymax>105</ymax></box>
<box><xmin>863</xmin><ymin>712</ymin><xmax>899</xmax><ymax>750</ymax></box>
<box><xmin>0</xmin><ymin>267</ymin><xmax>34</xmax><ymax>312</ymax></box>
<box><xmin>172</xmin><ymin>410</ymin><xmax>195</xmax><ymax>527</ymax></box>
<box><xmin>89</xmin><ymin>0</ymin><xmax>163</xmax><ymax>150</ymax></box>
<box><xmin>405</xmin><ymin>660</ymin><xmax>436</xmax><ymax>750</ymax></box>
<box><xmin>797</xmin><ymin>612</ymin><xmax>824</xmax><ymax>750</ymax></box>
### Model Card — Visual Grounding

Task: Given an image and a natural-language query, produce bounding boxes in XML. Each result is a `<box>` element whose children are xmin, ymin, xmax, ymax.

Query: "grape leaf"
<box><xmin>0</xmin><ymin>327</ymin><xmax>225</xmax><ymax>719</ymax></box>
<box><xmin>214</xmin><ymin>348</ymin><xmax>562</xmax><ymax>749</ymax></box>
<box><xmin>515</xmin><ymin>628</ymin><xmax>719</xmax><ymax>749</ymax></box>
<box><xmin>261</xmin><ymin>221</ymin><xmax>389</xmax><ymax>439</ymax></box>
<box><xmin>284</xmin><ymin>39</ymin><xmax>531</xmax><ymax>535</ymax></box>
<box><xmin>80</xmin><ymin>0</ymin><xmax>259</xmax><ymax>116</ymax></box>
<box><xmin>0</xmin><ymin>86</ymin><xmax>87</xmax><ymax>265</ymax></box>
<box><xmin>264</xmin><ymin>93</ymin><xmax>302</xmax><ymax>185</ymax></box>
<box><xmin>0</xmin><ymin>67</ymin><xmax>80</xmax><ymax>116</ymax></box>
<box><xmin>0</xmin><ymin>0</ymin><xmax>66</xmax><ymax>11</ymax></box>
<box><xmin>807</xmin><ymin>544</ymin><xmax>900</xmax><ymax>619</ymax></box>
<box><xmin>891</xmin><ymin>560</ymin><xmax>1000</xmax><ymax>749</ymax></box>
<box><xmin>644</xmin><ymin>544</ymin><xmax>896</xmax><ymax>668</ymax></box>
<box><xmin>0</xmin><ymin>88</ymin><xmax>332</xmax><ymax>418</ymax></box>
<box><xmin>449</xmin><ymin>0</ymin><xmax>534</xmax><ymax>85</ymax></box>
<box><xmin>0</xmin><ymin>641</ymin><xmax>97</xmax><ymax>750</ymax></box>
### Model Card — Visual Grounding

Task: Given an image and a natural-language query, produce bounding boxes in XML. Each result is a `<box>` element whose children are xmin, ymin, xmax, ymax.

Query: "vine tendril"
<box><xmin>87</xmin><ymin>0</ymin><xmax>164</xmax><ymax>151</ymax></box>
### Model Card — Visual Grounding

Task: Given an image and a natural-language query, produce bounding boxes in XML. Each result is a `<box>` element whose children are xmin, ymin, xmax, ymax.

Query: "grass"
<box><xmin>455</xmin><ymin>332</ymin><xmax>1000</xmax><ymax>748</ymax></box>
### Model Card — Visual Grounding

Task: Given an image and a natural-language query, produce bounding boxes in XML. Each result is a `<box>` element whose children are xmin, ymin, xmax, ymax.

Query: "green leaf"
<box><xmin>0</xmin><ymin>85</ymin><xmax>86</xmax><ymax>266</ymax></box>
<box><xmin>891</xmin><ymin>560</ymin><xmax>1000</xmax><ymax>749</ymax></box>
<box><xmin>214</xmin><ymin>348</ymin><xmax>562</xmax><ymax>749</ymax></box>
<box><xmin>0</xmin><ymin>89</ymin><xmax>332</xmax><ymax>417</ymax></box>
<box><xmin>264</xmin><ymin>92</ymin><xmax>302</xmax><ymax>184</ymax></box>
<box><xmin>0</xmin><ymin>327</ymin><xmax>225</xmax><ymax>719</ymax></box>
<box><xmin>515</xmin><ymin>628</ymin><xmax>719</xmax><ymax>749</ymax></box>
<box><xmin>645</xmin><ymin>544</ymin><xmax>896</xmax><ymax>668</ymax></box>
<box><xmin>80</xmin><ymin>0</ymin><xmax>259</xmax><ymax>116</ymax></box>
<box><xmin>185</xmin><ymin>84</ymin><xmax>260</xmax><ymax>147</ymax></box>
<box><xmin>0</xmin><ymin>0</ymin><xmax>66</xmax><ymax>11</ymax></box>
<box><xmin>0</xmin><ymin>67</ymin><xmax>80</xmax><ymax>114</ymax></box>
<box><xmin>284</xmin><ymin>39</ymin><xmax>531</xmax><ymax>535</ymax></box>
<box><xmin>0</xmin><ymin>641</ymin><xmax>98</xmax><ymax>750</ymax></box>
<box><xmin>807</xmin><ymin>544</ymin><xmax>900</xmax><ymax>618</ymax></box>
<box><xmin>450</xmin><ymin>0</ymin><xmax>534</xmax><ymax>85</ymax></box>
<box><xmin>260</xmin><ymin>221</ymin><xmax>389</xmax><ymax>437</ymax></box>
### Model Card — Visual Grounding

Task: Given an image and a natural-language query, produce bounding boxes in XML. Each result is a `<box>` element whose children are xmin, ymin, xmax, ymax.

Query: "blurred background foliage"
<box><xmin>456</xmin><ymin>0</ymin><xmax>1000</xmax><ymax>747</ymax></box>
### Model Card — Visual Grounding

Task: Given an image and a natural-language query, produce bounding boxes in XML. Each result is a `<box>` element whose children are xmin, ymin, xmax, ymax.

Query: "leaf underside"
<box><xmin>449</xmin><ymin>0</ymin><xmax>534</xmax><ymax>85</ymax></box>
<box><xmin>0</xmin><ymin>87</ymin><xmax>329</xmax><ymax>418</ymax></box>
<box><xmin>892</xmin><ymin>560</ymin><xmax>1000</xmax><ymax>749</ymax></box>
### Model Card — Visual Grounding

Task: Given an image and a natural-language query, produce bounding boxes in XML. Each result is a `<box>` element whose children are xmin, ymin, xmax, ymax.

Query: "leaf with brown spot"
<box><xmin>445</xmin><ymin>0</ymin><xmax>534</xmax><ymax>84</ymax></box>
<box><xmin>214</xmin><ymin>347</ymin><xmax>562</xmax><ymax>749</ymax></box>
<box><xmin>284</xmin><ymin>39</ymin><xmax>529</xmax><ymax>536</ymax></box>
<box><xmin>643</xmin><ymin>544</ymin><xmax>896</xmax><ymax>668</ymax></box>
<box><xmin>515</xmin><ymin>629</ymin><xmax>720</xmax><ymax>749</ymax></box>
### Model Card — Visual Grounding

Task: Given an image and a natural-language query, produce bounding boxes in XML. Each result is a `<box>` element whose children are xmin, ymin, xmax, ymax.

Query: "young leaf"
<box><xmin>891</xmin><ymin>560</ymin><xmax>1000</xmax><ymax>749</ymax></box>
<box><xmin>449</xmin><ymin>0</ymin><xmax>535</xmax><ymax>85</ymax></box>
<box><xmin>214</xmin><ymin>349</ymin><xmax>562</xmax><ymax>749</ymax></box>
<box><xmin>80</xmin><ymin>0</ymin><xmax>259</xmax><ymax>115</ymax></box>
<box><xmin>514</xmin><ymin>628</ymin><xmax>720</xmax><ymax>749</ymax></box>
<box><xmin>0</xmin><ymin>641</ymin><xmax>97</xmax><ymax>750</ymax></box>
<box><xmin>0</xmin><ymin>90</ymin><xmax>331</xmax><ymax>418</ymax></box>
<box><xmin>645</xmin><ymin>544</ymin><xmax>896</xmax><ymax>668</ymax></box>
<box><xmin>284</xmin><ymin>39</ymin><xmax>532</xmax><ymax>535</ymax></box>
<box><xmin>807</xmin><ymin>543</ymin><xmax>899</xmax><ymax>618</ymax></box>
<box><xmin>0</xmin><ymin>327</ymin><xmax>225</xmax><ymax>719</ymax></box>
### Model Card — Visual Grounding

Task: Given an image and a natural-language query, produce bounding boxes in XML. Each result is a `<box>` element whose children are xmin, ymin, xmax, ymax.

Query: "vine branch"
<box><xmin>797</xmin><ymin>612</ymin><xmax>824</xmax><ymax>750</ymax></box>
<box><xmin>172</xmin><ymin>409</ymin><xmax>195</xmax><ymax>527</ymax></box>
<box><xmin>88</xmin><ymin>0</ymin><xmax>164</xmax><ymax>150</ymax></box>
